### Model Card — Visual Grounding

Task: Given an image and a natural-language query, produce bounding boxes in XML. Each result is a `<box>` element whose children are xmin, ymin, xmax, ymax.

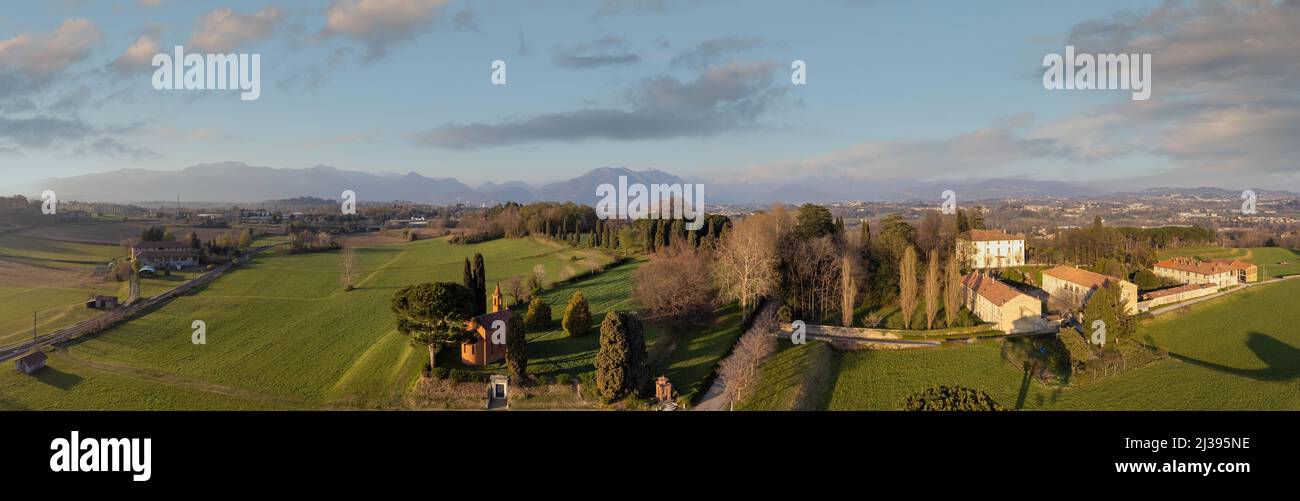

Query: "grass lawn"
<box><xmin>739</xmin><ymin>341</ymin><xmax>835</xmax><ymax>411</ymax></box>
<box><xmin>0</xmin><ymin>350</ymin><xmax>292</xmax><ymax>410</ymax></box>
<box><xmin>1</xmin><ymin>237</ymin><xmax>619</xmax><ymax>410</ymax></box>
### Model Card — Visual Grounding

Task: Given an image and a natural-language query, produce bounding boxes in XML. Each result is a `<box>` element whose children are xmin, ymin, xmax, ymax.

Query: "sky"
<box><xmin>1</xmin><ymin>0</ymin><xmax>1298</xmax><ymax>192</ymax></box>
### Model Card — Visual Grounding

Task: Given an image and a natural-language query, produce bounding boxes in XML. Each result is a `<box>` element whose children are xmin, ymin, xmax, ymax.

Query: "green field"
<box><xmin>0</xmin><ymin>233</ymin><xmax>124</xmax><ymax>264</ymax></box>
<box><xmin>1</xmin><ymin>236</ymin><xmax>624</xmax><ymax>410</ymax></box>
<box><xmin>1156</xmin><ymin>246</ymin><xmax>1300</xmax><ymax>278</ymax></box>
<box><xmin>751</xmin><ymin>276</ymin><xmax>1300</xmax><ymax>410</ymax></box>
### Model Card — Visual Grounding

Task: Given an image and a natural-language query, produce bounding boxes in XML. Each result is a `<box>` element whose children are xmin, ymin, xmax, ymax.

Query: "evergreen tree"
<box><xmin>472</xmin><ymin>253</ymin><xmax>487</xmax><ymax>315</ymax></box>
<box><xmin>505</xmin><ymin>310</ymin><xmax>527</xmax><ymax>384</ymax></box>
<box><xmin>524</xmin><ymin>297</ymin><xmax>552</xmax><ymax>329</ymax></box>
<box><xmin>594</xmin><ymin>311</ymin><xmax>649</xmax><ymax>401</ymax></box>
<box><xmin>462</xmin><ymin>258</ymin><xmax>473</xmax><ymax>291</ymax></box>
<box><xmin>561</xmin><ymin>291</ymin><xmax>592</xmax><ymax>337</ymax></box>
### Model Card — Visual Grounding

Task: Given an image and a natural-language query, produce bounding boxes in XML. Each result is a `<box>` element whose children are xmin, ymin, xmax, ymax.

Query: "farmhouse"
<box><xmin>1212</xmin><ymin>259</ymin><xmax>1259</xmax><ymax>283</ymax></box>
<box><xmin>15</xmin><ymin>351</ymin><xmax>47</xmax><ymax>374</ymax></box>
<box><xmin>1041</xmin><ymin>266</ymin><xmax>1138</xmax><ymax>314</ymax></box>
<box><xmin>461</xmin><ymin>285</ymin><xmax>510</xmax><ymax>366</ymax></box>
<box><xmin>957</xmin><ymin>229</ymin><xmax>1025</xmax><ymax>269</ymax></box>
<box><xmin>239</xmin><ymin>209</ymin><xmax>275</xmax><ymax>224</ymax></box>
<box><xmin>85</xmin><ymin>295</ymin><xmax>119</xmax><ymax>310</ymax></box>
<box><xmin>1153</xmin><ymin>258</ymin><xmax>1237</xmax><ymax>288</ymax></box>
<box><xmin>132</xmin><ymin>241</ymin><xmax>200</xmax><ymax>270</ymax></box>
<box><xmin>960</xmin><ymin>273</ymin><xmax>1044</xmax><ymax>334</ymax></box>
<box><xmin>1139</xmin><ymin>283</ymin><xmax>1218</xmax><ymax>311</ymax></box>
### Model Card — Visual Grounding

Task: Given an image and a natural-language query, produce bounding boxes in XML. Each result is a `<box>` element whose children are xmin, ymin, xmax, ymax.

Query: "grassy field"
<box><xmin>739</xmin><ymin>341</ymin><xmax>835</xmax><ymax>411</ymax></box>
<box><xmin>441</xmin><ymin>259</ymin><xmax>745</xmax><ymax>403</ymax></box>
<box><xmin>1156</xmin><ymin>246</ymin><xmax>1300</xmax><ymax>278</ymax></box>
<box><xmin>1</xmin><ymin>236</ymin><xmax>621</xmax><ymax>410</ymax></box>
<box><xmin>768</xmin><ymin>276</ymin><xmax>1300</xmax><ymax>410</ymax></box>
<box><xmin>0</xmin><ymin>230</ymin><xmax>126</xmax><ymax>345</ymax></box>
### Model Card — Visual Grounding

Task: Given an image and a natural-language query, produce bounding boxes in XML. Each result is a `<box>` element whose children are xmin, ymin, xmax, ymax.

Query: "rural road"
<box><xmin>0</xmin><ymin>244</ymin><xmax>281</xmax><ymax>362</ymax></box>
<box><xmin>1144</xmin><ymin>274</ymin><xmax>1297</xmax><ymax>317</ymax></box>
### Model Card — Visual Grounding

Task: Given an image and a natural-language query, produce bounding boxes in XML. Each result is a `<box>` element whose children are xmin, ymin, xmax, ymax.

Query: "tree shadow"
<box><xmin>33</xmin><ymin>365</ymin><xmax>83</xmax><ymax>390</ymax></box>
<box><xmin>1166</xmin><ymin>332</ymin><xmax>1300</xmax><ymax>382</ymax></box>
<box><xmin>1015</xmin><ymin>364</ymin><xmax>1032</xmax><ymax>410</ymax></box>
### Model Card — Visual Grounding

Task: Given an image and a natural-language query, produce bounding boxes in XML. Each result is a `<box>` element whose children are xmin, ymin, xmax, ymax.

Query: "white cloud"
<box><xmin>111</xmin><ymin>34</ymin><xmax>160</xmax><ymax>71</ymax></box>
<box><xmin>0</xmin><ymin>18</ymin><xmax>101</xmax><ymax>75</ymax></box>
<box><xmin>188</xmin><ymin>6</ymin><xmax>284</xmax><ymax>52</ymax></box>
<box><xmin>322</xmin><ymin>0</ymin><xmax>450</xmax><ymax>60</ymax></box>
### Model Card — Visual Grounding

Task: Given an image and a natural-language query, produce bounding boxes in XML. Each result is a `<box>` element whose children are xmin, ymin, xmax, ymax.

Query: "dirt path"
<box><xmin>53</xmin><ymin>348</ymin><xmax>313</xmax><ymax>408</ymax></box>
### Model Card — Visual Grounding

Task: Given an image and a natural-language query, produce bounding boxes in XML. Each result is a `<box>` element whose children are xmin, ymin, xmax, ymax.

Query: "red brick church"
<box><xmin>460</xmin><ymin>284</ymin><xmax>510</xmax><ymax>366</ymax></box>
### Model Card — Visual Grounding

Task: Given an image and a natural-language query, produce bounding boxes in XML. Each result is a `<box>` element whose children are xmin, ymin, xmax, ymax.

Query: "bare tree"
<box><xmin>898</xmin><ymin>246</ymin><xmax>918</xmax><ymax>329</ymax></box>
<box><xmin>715</xmin><ymin>305</ymin><xmax>778</xmax><ymax>406</ymax></box>
<box><xmin>502</xmin><ymin>276</ymin><xmax>529</xmax><ymax>306</ymax></box>
<box><xmin>341</xmin><ymin>246</ymin><xmax>358</xmax><ymax>290</ymax></box>
<box><xmin>634</xmin><ymin>240</ymin><xmax>715</xmax><ymax>331</ymax></box>
<box><xmin>924</xmin><ymin>250</ymin><xmax>940</xmax><ymax>329</ymax></box>
<box><xmin>714</xmin><ymin>206</ymin><xmax>789</xmax><ymax>313</ymax></box>
<box><xmin>944</xmin><ymin>256</ymin><xmax>961</xmax><ymax>327</ymax></box>
<box><xmin>787</xmin><ymin>236</ymin><xmax>841</xmax><ymax>322</ymax></box>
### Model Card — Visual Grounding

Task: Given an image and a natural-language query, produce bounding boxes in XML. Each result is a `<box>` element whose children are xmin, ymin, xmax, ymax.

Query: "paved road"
<box><xmin>694</xmin><ymin>302</ymin><xmax>776</xmax><ymax>411</ymax></box>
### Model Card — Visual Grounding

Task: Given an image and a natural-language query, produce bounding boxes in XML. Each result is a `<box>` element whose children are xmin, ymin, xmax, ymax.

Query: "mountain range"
<box><xmin>5</xmin><ymin>162</ymin><xmax>1294</xmax><ymax>206</ymax></box>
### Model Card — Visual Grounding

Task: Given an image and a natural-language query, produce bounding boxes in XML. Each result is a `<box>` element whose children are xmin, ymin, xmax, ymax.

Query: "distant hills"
<box><xmin>8</xmin><ymin>161</ymin><xmax>1295</xmax><ymax>206</ymax></box>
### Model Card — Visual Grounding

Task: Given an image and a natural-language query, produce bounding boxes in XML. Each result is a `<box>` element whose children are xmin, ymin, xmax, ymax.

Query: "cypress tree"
<box><xmin>595</xmin><ymin>311</ymin><xmax>629</xmax><ymax>402</ymax></box>
<box><xmin>505</xmin><ymin>310</ymin><xmax>527</xmax><ymax>384</ymax></box>
<box><xmin>472</xmin><ymin>253</ymin><xmax>487</xmax><ymax>315</ymax></box>
<box><xmin>624</xmin><ymin>312</ymin><xmax>649</xmax><ymax>395</ymax></box>
<box><xmin>593</xmin><ymin>311</ymin><xmax>650</xmax><ymax>402</ymax></box>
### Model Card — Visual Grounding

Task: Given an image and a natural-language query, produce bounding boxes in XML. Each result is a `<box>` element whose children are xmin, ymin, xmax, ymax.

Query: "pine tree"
<box><xmin>860</xmin><ymin>219</ymin><xmax>872</xmax><ymax>246</ymax></box>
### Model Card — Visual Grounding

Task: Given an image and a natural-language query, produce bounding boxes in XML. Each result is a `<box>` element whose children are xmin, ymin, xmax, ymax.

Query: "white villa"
<box><xmin>957</xmin><ymin>229</ymin><xmax>1025</xmax><ymax>270</ymax></box>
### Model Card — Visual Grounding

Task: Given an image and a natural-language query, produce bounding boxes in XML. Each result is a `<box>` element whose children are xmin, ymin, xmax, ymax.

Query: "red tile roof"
<box><xmin>1142</xmin><ymin>283</ymin><xmax>1216</xmax><ymax>300</ymax></box>
<box><xmin>1154</xmin><ymin>257</ymin><xmax>1234</xmax><ymax>276</ymax></box>
<box><xmin>961</xmin><ymin>273</ymin><xmax>1029</xmax><ymax>306</ymax></box>
<box><xmin>958</xmin><ymin>229</ymin><xmax>1024</xmax><ymax>242</ymax></box>
<box><xmin>1042</xmin><ymin>266</ymin><xmax>1125</xmax><ymax>289</ymax></box>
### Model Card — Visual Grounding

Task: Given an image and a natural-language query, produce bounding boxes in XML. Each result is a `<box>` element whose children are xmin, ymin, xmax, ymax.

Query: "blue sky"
<box><xmin>2</xmin><ymin>0</ymin><xmax>1298</xmax><ymax>192</ymax></box>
